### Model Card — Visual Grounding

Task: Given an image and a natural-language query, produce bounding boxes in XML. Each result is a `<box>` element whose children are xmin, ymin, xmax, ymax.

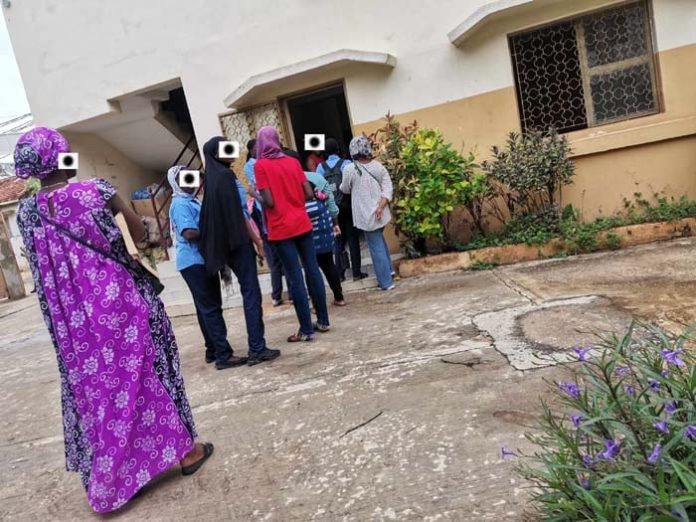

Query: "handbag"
<box><xmin>38</xmin><ymin>210</ymin><xmax>164</xmax><ymax>295</ymax></box>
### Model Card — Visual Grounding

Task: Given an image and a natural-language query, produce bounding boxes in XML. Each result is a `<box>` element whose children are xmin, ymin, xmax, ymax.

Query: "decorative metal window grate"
<box><xmin>510</xmin><ymin>1</ymin><xmax>659</xmax><ymax>133</ymax></box>
<box><xmin>219</xmin><ymin>102</ymin><xmax>289</xmax><ymax>154</ymax></box>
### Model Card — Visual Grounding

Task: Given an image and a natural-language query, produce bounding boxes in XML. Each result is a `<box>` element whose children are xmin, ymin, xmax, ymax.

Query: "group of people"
<box><xmin>170</xmin><ymin>127</ymin><xmax>395</xmax><ymax>368</ymax></box>
<box><xmin>11</xmin><ymin>124</ymin><xmax>395</xmax><ymax>513</ymax></box>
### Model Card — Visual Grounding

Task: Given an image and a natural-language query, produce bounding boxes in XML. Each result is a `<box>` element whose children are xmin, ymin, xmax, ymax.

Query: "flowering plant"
<box><xmin>516</xmin><ymin>323</ymin><xmax>695</xmax><ymax>520</ymax></box>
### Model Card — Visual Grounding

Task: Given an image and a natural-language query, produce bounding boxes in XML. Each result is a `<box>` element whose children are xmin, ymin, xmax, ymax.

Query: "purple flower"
<box><xmin>653</xmin><ymin>420</ymin><xmax>670</xmax><ymax>435</ymax></box>
<box><xmin>501</xmin><ymin>447</ymin><xmax>516</xmax><ymax>459</ymax></box>
<box><xmin>665</xmin><ymin>401</ymin><xmax>678</xmax><ymax>415</ymax></box>
<box><xmin>571</xmin><ymin>414</ymin><xmax>584</xmax><ymax>429</ymax></box>
<box><xmin>573</xmin><ymin>346</ymin><xmax>591</xmax><ymax>362</ymax></box>
<box><xmin>660</xmin><ymin>349</ymin><xmax>686</xmax><ymax>367</ymax></box>
<box><xmin>647</xmin><ymin>442</ymin><xmax>661</xmax><ymax>465</ymax></box>
<box><xmin>579</xmin><ymin>475</ymin><xmax>591</xmax><ymax>490</ymax></box>
<box><xmin>559</xmin><ymin>382</ymin><xmax>581</xmax><ymax>400</ymax></box>
<box><xmin>686</xmin><ymin>425</ymin><xmax>696</xmax><ymax>440</ymax></box>
<box><xmin>648</xmin><ymin>379</ymin><xmax>660</xmax><ymax>392</ymax></box>
<box><xmin>624</xmin><ymin>385</ymin><xmax>636</xmax><ymax>397</ymax></box>
<box><xmin>581</xmin><ymin>454</ymin><xmax>595</xmax><ymax>468</ymax></box>
<box><xmin>599</xmin><ymin>440</ymin><xmax>621</xmax><ymax>461</ymax></box>
<box><xmin>616</xmin><ymin>366</ymin><xmax>631</xmax><ymax>377</ymax></box>
<box><xmin>661</xmin><ymin>369</ymin><xmax>671</xmax><ymax>378</ymax></box>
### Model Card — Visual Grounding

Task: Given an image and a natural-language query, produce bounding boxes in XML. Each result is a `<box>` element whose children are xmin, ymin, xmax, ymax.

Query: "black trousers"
<box><xmin>181</xmin><ymin>264</ymin><xmax>233</xmax><ymax>363</ymax></box>
<box><xmin>336</xmin><ymin>207</ymin><xmax>362</xmax><ymax>278</ymax></box>
<box><xmin>306</xmin><ymin>251</ymin><xmax>344</xmax><ymax>303</ymax></box>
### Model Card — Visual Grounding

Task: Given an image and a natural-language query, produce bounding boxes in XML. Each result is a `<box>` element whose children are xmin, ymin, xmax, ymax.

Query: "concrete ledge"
<box><xmin>398</xmin><ymin>218</ymin><xmax>696</xmax><ymax>278</ymax></box>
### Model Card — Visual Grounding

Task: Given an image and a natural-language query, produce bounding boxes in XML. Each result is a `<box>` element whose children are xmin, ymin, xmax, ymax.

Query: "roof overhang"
<box><xmin>448</xmin><ymin>0</ymin><xmax>534</xmax><ymax>47</ymax></box>
<box><xmin>224</xmin><ymin>49</ymin><xmax>397</xmax><ymax>110</ymax></box>
<box><xmin>448</xmin><ymin>0</ymin><xmax>630</xmax><ymax>47</ymax></box>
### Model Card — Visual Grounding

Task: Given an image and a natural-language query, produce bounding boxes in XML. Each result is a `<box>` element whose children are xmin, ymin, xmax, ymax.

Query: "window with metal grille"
<box><xmin>509</xmin><ymin>1</ymin><xmax>659</xmax><ymax>134</ymax></box>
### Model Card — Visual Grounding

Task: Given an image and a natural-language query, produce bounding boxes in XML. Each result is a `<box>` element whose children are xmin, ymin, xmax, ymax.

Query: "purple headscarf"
<box><xmin>14</xmin><ymin>127</ymin><xmax>70</xmax><ymax>180</ymax></box>
<box><xmin>255</xmin><ymin>126</ymin><xmax>286</xmax><ymax>160</ymax></box>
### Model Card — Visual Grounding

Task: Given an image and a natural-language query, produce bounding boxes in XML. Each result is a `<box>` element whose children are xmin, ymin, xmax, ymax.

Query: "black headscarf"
<box><xmin>199</xmin><ymin>136</ymin><xmax>248</xmax><ymax>274</ymax></box>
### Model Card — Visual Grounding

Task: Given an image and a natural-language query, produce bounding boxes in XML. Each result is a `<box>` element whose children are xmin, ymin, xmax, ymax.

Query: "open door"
<box><xmin>284</xmin><ymin>84</ymin><xmax>353</xmax><ymax>168</ymax></box>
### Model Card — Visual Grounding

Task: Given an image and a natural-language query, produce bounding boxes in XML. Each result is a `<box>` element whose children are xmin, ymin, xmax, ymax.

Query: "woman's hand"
<box><xmin>374</xmin><ymin>197</ymin><xmax>389</xmax><ymax>221</ymax></box>
<box><xmin>333</xmin><ymin>225</ymin><xmax>342</xmax><ymax>237</ymax></box>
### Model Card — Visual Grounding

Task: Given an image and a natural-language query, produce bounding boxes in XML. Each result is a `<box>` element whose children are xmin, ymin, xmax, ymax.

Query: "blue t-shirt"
<box><xmin>169</xmin><ymin>195</ymin><xmax>205</xmax><ymax>271</ymax></box>
<box><xmin>315</xmin><ymin>155</ymin><xmax>350</xmax><ymax>178</ymax></box>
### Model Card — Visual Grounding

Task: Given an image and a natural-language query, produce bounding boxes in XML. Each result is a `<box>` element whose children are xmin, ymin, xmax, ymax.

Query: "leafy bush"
<box><xmin>370</xmin><ymin>115</ymin><xmax>488</xmax><ymax>254</ymax></box>
<box><xmin>482</xmin><ymin>130</ymin><xmax>575</xmax><ymax>215</ymax></box>
<box><xmin>24</xmin><ymin>178</ymin><xmax>40</xmax><ymax>197</ymax></box>
<box><xmin>515</xmin><ymin>323</ymin><xmax>696</xmax><ymax>521</ymax></box>
<box><xmin>396</xmin><ymin>129</ymin><xmax>488</xmax><ymax>246</ymax></box>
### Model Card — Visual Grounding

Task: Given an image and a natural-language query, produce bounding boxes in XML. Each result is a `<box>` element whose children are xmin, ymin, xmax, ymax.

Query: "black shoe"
<box><xmin>247</xmin><ymin>348</ymin><xmax>281</xmax><ymax>366</ymax></box>
<box><xmin>353</xmin><ymin>272</ymin><xmax>369</xmax><ymax>282</ymax></box>
<box><xmin>205</xmin><ymin>354</ymin><xmax>215</xmax><ymax>364</ymax></box>
<box><xmin>215</xmin><ymin>355</ymin><xmax>247</xmax><ymax>370</ymax></box>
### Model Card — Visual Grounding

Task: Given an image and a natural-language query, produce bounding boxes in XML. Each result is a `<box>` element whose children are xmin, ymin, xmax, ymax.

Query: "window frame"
<box><xmin>508</xmin><ymin>0</ymin><xmax>661</xmax><ymax>134</ymax></box>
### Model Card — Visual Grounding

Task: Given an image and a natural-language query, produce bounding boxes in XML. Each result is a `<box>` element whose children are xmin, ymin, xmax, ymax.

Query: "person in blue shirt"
<box><xmin>316</xmin><ymin>138</ymin><xmax>367</xmax><ymax>282</ymax></box>
<box><xmin>168</xmin><ymin>164</ymin><xmax>277</xmax><ymax>369</ymax></box>
<box><xmin>244</xmin><ymin>138</ymin><xmax>287</xmax><ymax>306</ymax></box>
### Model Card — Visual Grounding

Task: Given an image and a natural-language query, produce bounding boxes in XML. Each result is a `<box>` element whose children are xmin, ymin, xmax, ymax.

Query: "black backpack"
<box><xmin>321</xmin><ymin>159</ymin><xmax>350</xmax><ymax>209</ymax></box>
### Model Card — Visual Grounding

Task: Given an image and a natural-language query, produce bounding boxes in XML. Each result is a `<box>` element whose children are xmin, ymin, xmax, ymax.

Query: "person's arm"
<box><xmin>170</xmin><ymin>200</ymin><xmax>200</xmax><ymax>241</ymax></box>
<box><xmin>302</xmin><ymin>180</ymin><xmax>314</xmax><ymax>201</ymax></box>
<box><xmin>182</xmin><ymin>228</ymin><xmax>200</xmax><ymax>241</ymax></box>
<box><xmin>260</xmin><ymin>188</ymin><xmax>274</xmax><ymax>208</ymax></box>
<box><xmin>110</xmin><ymin>194</ymin><xmax>147</xmax><ymax>243</ymax></box>
<box><xmin>339</xmin><ymin>167</ymin><xmax>353</xmax><ymax>194</ymax></box>
<box><xmin>316</xmin><ymin>175</ymin><xmax>338</xmax><ymax>217</ymax></box>
<box><xmin>375</xmin><ymin>164</ymin><xmax>393</xmax><ymax>221</ymax></box>
<box><xmin>245</xmin><ymin>219</ymin><xmax>265</xmax><ymax>259</ymax></box>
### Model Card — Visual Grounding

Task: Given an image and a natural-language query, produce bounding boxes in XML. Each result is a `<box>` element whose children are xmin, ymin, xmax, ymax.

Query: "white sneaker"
<box><xmin>382</xmin><ymin>285</ymin><xmax>395</xmax><ymax>291</ymax></box>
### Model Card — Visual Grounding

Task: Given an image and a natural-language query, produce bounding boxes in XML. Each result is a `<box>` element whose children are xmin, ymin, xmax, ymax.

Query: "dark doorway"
<box><xmin>285</xmin><ymin>84</ymin><xmax>353</xmax><ymax>169</ymax></box>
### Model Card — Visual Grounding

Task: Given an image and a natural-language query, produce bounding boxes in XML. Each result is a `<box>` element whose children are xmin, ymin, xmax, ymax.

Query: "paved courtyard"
<box><xmin>2</xmin><ymin>238</ymin><xmax>696</xmax><ymax>521</ymax></box>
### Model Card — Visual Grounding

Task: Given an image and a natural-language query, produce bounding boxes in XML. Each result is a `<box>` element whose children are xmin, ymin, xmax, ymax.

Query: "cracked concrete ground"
<box><xmin>2</xmin><ymin>238</ymin><xmax>696</xmax><ymax>521</ymax></box>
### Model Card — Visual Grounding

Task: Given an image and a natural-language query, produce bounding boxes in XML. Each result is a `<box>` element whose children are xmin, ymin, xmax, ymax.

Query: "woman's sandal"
<box><xmin>287</xmin><ymin>332</ymin><xmax>313</xmax><ymax>343</ymax></box>
<box><xmin>313</xmin><ymin>323</ymin><xmax>330</xmax><ymax>333</ymax></box>
<box><xmin>333</xmin><ymin>300</ymin><xmax>347</xmax><ymax>307</ymax></box>
<box><xmin>181</xmin><ymin>442</ymin><xmax>214</xmax><ymax>476</ymax></box>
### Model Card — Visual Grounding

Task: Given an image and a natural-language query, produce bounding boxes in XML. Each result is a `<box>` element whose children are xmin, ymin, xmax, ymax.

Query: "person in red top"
<box><xmin>254</xmin><ymin>126</ymin><xmax>330</xmax><ymax>341</ymax></box>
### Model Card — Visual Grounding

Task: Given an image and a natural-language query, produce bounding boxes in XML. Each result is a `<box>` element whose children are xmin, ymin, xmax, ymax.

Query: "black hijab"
<box><xmin>199</xmin><ymin>136</ymin><xmax>248</xmax><ymax>274</ymax></box>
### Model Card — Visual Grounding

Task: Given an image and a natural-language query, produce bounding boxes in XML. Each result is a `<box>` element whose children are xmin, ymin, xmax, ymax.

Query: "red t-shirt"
<box><xmin>255</xmin><ymin>156</ymin><xmax>313</xmax><ymax>241</ymax></box>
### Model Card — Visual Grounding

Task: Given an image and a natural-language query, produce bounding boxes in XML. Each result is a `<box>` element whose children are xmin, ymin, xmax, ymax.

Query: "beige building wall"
<box><xmin>355</xmin><ymin>42</ymin><xmax>696</xmax><ymax>227</ymax></box>
<box><xmin>62</xmin><ymin>132</ymin><xmax>161</xmax><ymax>199</ymax></box>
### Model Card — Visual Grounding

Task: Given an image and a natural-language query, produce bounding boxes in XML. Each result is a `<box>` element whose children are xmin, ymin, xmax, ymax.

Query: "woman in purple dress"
<box><xmin>14</xmin><ymin>128</ymin><xmax>213</xmax><ymax>513</ymax></box>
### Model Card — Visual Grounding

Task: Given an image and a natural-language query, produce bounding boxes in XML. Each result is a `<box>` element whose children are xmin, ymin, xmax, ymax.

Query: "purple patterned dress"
<box><xmin>17</xmin><ymin>178</ymin><xmax>197</xmax><ymax>513</ymax></box>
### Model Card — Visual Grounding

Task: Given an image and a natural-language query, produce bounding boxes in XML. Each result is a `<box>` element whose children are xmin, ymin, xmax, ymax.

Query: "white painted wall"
<box><xmin>4</xmin><ymin>0</ymin><xmax>695</xmax><ymax>148</ymax></box>
<box><xmin>62</xmin><ymin>132</ymin><xmax>160</xmax><ymax>199</ymax></box>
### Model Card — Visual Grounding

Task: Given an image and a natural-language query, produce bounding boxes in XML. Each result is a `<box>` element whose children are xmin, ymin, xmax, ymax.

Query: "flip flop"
<box><xmin>287</xmin><ymin>332</ymin><xmax>313</xmax><ymax>343</ymax></box>
<box><xmin>181</xmin><ymin>442</ymin><xmax>214</xmax><ymax>476</ymax></box>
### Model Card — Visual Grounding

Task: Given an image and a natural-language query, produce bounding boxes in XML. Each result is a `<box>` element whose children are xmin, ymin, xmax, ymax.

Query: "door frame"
<box><xmin>278</xmin><ymin>79</ymin><xmax>353</xmax><ymax>151</ymax></box>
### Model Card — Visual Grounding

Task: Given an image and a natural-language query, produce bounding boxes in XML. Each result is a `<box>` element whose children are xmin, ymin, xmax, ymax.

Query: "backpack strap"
<box><xmin>320</xmin><ymin>161</ymin><xmax>331</xmax><ymax>175</ymax></box>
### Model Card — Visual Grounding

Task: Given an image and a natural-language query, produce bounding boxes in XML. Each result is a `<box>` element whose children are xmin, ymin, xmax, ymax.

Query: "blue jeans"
<box><xmin>272</xmin><ymin>232</ymin><xmax>329</xmax><ymax>335</ymax></box>
<box><xmin>262</xmin><ymin>235</ymin><xmax>284</xmax><ymax>301</ymax></box>
<box><xmin>181</xmin><ymin>264</ymin><xmax>234</xmax><ymax>363</ymax></box>
<box><xmin>226</xmin><ymin>242</ymin><xmax>267</xmax><ymax>356</ymax></box>
<box><xmin>364</xmin><ymin>228</ymin><xmax>393</xmax><ymax>289</ymax></box>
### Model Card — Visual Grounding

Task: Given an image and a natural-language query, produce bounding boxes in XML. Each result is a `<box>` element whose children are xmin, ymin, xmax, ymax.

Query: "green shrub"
<box><xmin>24</xmin><ymin>178</ymin><xmax>40</xmax><ymax>197</ymax></box>
<box><xmin>397</xmin><ymin>129</ymin><xmax>488</xmax><ymax>246</ymax></box>
<box><xmin>482</xmin><ymin>130</ymin><xmax>575</xmax><ymax>214</ymax></box>
<box><xmin>514</xmin><ymin>323</ymin><xmax>696</xmax><ymax>521</ymax></box>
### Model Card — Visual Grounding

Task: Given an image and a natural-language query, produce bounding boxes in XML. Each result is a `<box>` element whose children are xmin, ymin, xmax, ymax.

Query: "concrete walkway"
<box><xmin>2</xmin><ymin>238</ymin><xmax>695</xmax><ymax>521</ymax></box>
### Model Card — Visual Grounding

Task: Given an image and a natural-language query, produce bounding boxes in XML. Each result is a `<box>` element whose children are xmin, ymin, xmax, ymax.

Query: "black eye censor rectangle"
<box><xmin>218</xmin><ymin>141</ymin><xmax>240</xmax><ymax>159</ymax></box>
<box><xmin>179</xmin><ymin>170</ymin><xmax>200</xmax><ymax>188</ymax></box>
<box><xmin>304</xmin><ymin>134</ymin><xmax>325</xmax><ymax>151</ymax></box>
<box><xmin>58</xmin><ymin>152</ymin><xmax>79</xmax><ymax>170</ymax></box>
